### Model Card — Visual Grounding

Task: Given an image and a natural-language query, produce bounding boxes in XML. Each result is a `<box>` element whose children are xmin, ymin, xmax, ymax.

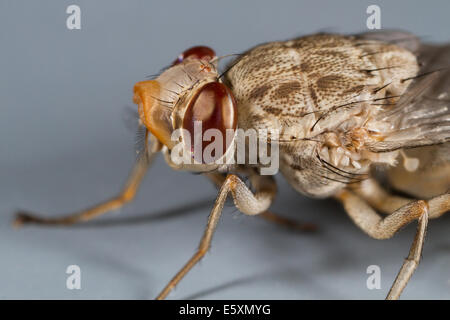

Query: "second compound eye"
<box><xmin>173</xmin><ymin>46</ymin><xmax>216</xmax><ymax>65</ymax></box>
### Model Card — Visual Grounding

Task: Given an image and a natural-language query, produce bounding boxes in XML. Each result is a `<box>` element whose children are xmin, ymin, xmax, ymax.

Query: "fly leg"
<box><xmin>258</xmin><ymin>210</ymin><xmax>317</xmax><ymax>232</ymax></box>
<box><xmin>204</xmin><ymin>171</ymin><xmax>316</xmax><ymax>232</ymax></box>
<box><xmin>156</xmin><ymin>173</ymin><xmax>276</xmax><ymax>300</ymax></box>
<box><xmin>349</xmin><ymin>179</ymin><xmax>413</xmax><ymax>214</ymax></box>
<box><xmin>14</xmin><ymin>134</ymin><xmax>161</xmax><ymax>227</ymax></box>
<box><xmin>336</xmin><ymin>187</ymin><xmax>450</xmax><ymax>300</ymax></box>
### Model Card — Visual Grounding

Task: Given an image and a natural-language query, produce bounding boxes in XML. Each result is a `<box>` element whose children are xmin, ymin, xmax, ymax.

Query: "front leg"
<box><xmin>156</xmin><ymin>173</ymin><xmax>276</xmax><ymax>300</ymax></box>
<box><xmin>14</xmin><ymin>133</ymin><xmax>161</xmax><ymax>227</ymax></box>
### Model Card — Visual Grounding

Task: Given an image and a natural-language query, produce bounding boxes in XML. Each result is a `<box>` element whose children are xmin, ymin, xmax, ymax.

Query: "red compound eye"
<box><xmin>173</xmin><ymin>46</ymin><xmax>216</xmax><ymax>65</ymax></box>
<box><xmin>182</xmin><ymin>82</ymin><xmax>237</xmax><ymax>164</ymax></box>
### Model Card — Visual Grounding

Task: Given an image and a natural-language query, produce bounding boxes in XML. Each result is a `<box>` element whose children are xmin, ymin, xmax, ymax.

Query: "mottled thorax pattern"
<box><xmin>226</xmin><ymin>33</ymin><xmax>419</xmax><ymax>197</ymax></box>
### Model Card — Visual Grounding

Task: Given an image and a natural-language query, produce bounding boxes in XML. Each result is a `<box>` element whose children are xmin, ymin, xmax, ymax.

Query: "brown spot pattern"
<box><xmin>275</xmin><ymin>81</ymin><xmax>302</xmax><ymax>97</ymax></box>
<box><xmin>316</xmin><ymin>75</ymin><xmax>345</xmax><ymax>91</ymax></box>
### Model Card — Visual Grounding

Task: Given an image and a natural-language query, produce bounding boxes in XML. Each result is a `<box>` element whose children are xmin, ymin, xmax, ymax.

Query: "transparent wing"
<box><xmin>355</xmin><ymin>30</ymin><xmax>421</xmax><ymax>52</ymax></box>
<box><xmin>367</xmin><ymin>43</ymin><xmax>450</xmax><ymax>152</ymax></box>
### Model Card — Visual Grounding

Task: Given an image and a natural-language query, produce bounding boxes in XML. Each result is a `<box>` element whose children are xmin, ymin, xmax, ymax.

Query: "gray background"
<box><xmin>1</xmin><ymin>0</ymin><xmax>450</xmax><ymax>299</ymax></box>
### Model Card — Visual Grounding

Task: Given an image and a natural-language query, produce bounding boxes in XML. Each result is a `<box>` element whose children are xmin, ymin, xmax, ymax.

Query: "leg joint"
<box><xmin>118</xmin><ymin>189</ymin><xmax>136</xmax><ymax>203</ymax></box>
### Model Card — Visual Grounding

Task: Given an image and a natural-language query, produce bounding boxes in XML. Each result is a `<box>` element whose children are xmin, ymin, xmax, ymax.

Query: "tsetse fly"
<box><xmin>14</xmin><ymin>31</ymin><xmax>449</xmax><ymax>300</ymax></box>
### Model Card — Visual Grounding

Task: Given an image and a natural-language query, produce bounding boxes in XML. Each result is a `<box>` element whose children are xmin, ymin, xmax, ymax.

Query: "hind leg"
<box><xmin>336</xmin><ymin>186</ymin><xmax>450</xmax><ymax>299</ymax></box>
